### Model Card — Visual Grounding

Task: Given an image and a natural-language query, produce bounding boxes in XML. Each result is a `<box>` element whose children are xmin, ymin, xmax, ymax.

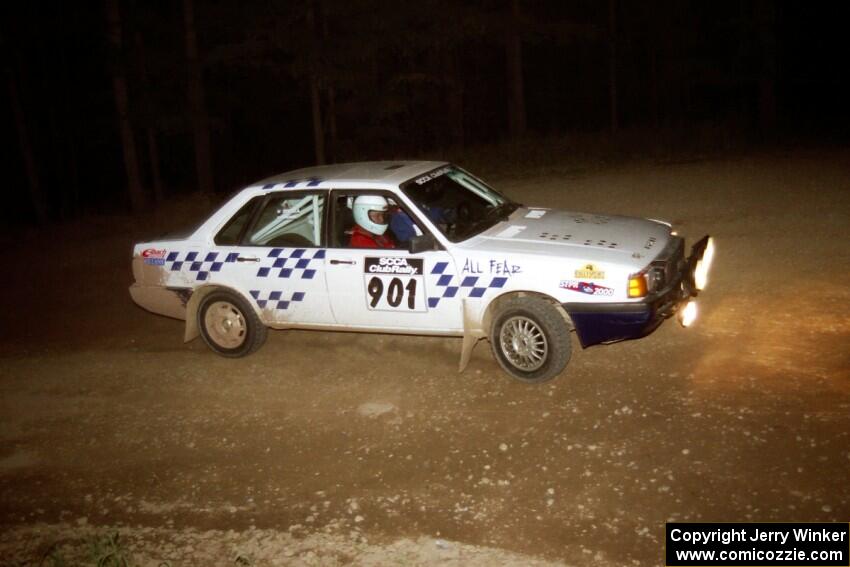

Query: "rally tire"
<box><xmin>198</xmin><ymin>291</ymin><xmax>267</xmax><ymax>358</ymax></box>
<box><xmin>489</xmin><ymin>296</ymin><xmax>572</xmax><ymax>383</ymax></box>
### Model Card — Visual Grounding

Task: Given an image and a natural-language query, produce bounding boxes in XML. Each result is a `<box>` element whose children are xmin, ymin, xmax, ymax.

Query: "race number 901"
<box><xmin>368</xmin><ymin>277</ymin><xmax>416</xmax><ymax>309</ymax></box>
<box><xmin>363</xmin><ymin>257</ymin><xmax>427</xmax><ymax>312</ymax></box>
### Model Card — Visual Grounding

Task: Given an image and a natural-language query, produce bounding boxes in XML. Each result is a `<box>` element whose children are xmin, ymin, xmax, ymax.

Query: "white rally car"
<box><xmin>130</xmin><ymin>161</ymin><xmax>713</xmax><ymax>382</ymax></box>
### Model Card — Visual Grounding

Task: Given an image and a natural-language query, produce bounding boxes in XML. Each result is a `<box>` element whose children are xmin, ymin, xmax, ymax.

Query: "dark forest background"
<box><xmin>3</xmin><ymin>1</ymin><xmax>849</xmax><ymax>226</ymax></box>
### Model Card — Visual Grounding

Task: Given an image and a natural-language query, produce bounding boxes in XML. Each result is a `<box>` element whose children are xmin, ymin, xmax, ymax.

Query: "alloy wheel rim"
<box><xmin>499</xmin><ymin>315</ymin><xmax>547</xmax><ymax>371</ymax></box>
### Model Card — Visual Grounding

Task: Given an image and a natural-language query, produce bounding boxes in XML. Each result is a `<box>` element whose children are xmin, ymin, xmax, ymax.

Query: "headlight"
<box><xmin>693</xmin><ymin>237</ymin><xmax>715</xmax><ymax>291</ymax></box>
<box><xmin>679</xmin><ymin>301</ymin><xmax>698</xmax><ymax>327</ymax></box>
<box><xmin>628</xmin><ymin>274</ymin><xmax>648</xmax><ymax>298</ymax></box>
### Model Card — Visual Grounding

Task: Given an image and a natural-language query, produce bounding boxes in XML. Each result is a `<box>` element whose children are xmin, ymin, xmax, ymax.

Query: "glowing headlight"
<box><xmin>693</xmin><ymin>237</ymin><xmax>715</xmax><ymax>291</ymax></box>
<box><xmin>679</xmin><ymin>301</ymin><xmax>698</xmax><ymax>327</ymax></box>
<box><xmin>694</xmin><ymin>260</ymin><xmax>708</xmax><ymax>290</ymax></box>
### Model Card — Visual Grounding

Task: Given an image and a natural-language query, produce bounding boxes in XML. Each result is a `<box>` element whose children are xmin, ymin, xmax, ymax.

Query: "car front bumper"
<box><xmin>563</xmin><ymin>235</ymin><xmax>712</xmax><ymax>348</ymax></box>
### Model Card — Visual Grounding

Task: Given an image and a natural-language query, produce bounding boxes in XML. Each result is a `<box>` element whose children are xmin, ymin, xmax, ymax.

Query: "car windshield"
<box><xmin>400</xmin><ymin>166</ymin><xmax>519</xmax><ymax>242</ymax></box>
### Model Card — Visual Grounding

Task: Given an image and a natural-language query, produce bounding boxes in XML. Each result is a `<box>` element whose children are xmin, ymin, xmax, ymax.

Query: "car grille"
<box><xmin>647</xmin><ymin>237</ymin><xmax>685</xmax><ymax>293</ymax></box>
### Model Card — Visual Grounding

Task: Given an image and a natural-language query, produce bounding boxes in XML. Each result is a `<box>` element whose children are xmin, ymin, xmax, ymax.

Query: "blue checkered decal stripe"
<box><xmin>257</xmin><ymin>248</ymin><xmax>326</xmax><ymax>280</ymax></box>
<box><xmin>249</xmin><ymin>290</ymin><xmax>306</xmax><ymax>310</ymax></box>
<box><xmin>427</xmin><ymin>261</ymin><xmax>507</xmax><ymax>307</ymax></box>
<box><xmin>165</xmin><ymin>251</ymin><xmax>239</xmax><ymax>281</ymax></box>
<box><xmin>262</xmin><ymin>177</ymin><xmax>324</xmax><ymax>190</ymax></box>
<box><xmin>164</xmin><ymin>248</ymin><xmax>325</xmax><ymax>282</ymax></box>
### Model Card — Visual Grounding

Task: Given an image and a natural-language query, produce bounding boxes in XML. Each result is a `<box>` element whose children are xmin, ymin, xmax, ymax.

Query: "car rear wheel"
<box><xmin>489</xmin><ymin>296</ymin><xmax>572</xmax><ymax>383</ymax></box>
<box><xmin>198</xmin><ymin>291</ymin><xmax>267</xmax><ymax>357</ymax></box>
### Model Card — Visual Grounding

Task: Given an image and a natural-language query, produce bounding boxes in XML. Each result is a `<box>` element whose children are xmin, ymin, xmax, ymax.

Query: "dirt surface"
<box><xmin>1</xmin><ymin>150</ymin><xmax>849</xmax><ymax>566</ymax></box>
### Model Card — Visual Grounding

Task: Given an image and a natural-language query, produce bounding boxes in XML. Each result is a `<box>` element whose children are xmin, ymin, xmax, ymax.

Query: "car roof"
<box><xmin>252</xmin><ymin>161</ymin><xmax>448</xmax><ymax>189</ymax></box>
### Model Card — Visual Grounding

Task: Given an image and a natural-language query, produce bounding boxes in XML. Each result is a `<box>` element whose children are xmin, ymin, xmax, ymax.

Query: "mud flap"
<box><xmin>183</xmin><ymin>290</ymin><xmax>201</xmax><ymax>343</ymax></box>
<box><xmin>459</xmin><ymin>298</ymin><xmax>486</xmax><ymax>373</ymax></box>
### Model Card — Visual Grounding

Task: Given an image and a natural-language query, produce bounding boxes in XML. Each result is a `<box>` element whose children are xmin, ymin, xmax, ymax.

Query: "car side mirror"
<box><xmin>408</xmin><ymin>233</ymin><xmax>439</xmax><ymax>254</ymax></box>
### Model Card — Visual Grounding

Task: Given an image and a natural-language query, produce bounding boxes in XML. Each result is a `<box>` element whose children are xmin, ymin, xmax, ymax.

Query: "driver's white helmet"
<box><xmin>353</xmin><ymin>195</ymin><xmax>390</xmax><ymax>236</ymax></box>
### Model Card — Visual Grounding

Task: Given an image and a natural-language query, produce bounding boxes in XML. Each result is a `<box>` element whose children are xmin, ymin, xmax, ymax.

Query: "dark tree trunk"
<box><xmin>106</xmin><ymin>0</ymin><xmax>146</xmax><ymax>212</ymax></box>
<box><xmin>310</xmin><ymin>75</ymin><xmax>326</xmax><ymax>165</ymax></box>
<box><xmin>326</xmin><ymin>86</ymin><xmax>337</xmax><ymax>163</ymax></box>
<box><xmin>46</xmin><ymin>98</ymin><xmax>69</xmax><ymax>219</ymax></box>
<box><xmin>650</xmin><ymin>43</ymin><xmax>659</xmax><ymax>130</ymax></box>
<box><xmin>321</xmin><ymin>4</ymin><xmax>336</xmax><ymax>163</ymax></box>
<box><xmin>135</xmin><ymin>32</ymin><xmax>164</xmax><ymax>203</ymax></box>
<box><xmin>183</xmin><ymin>0</ymin><xmax>214</xmax><ymax>194</ymax></box>
<box><xmin>445</xmin><ymin>48</ymin><xmax>465</xmax><ymax>149</ymax></box>
<box><xmin>53</xmin><ymin>44</ymin><xmax>79</xmax><ymax>218</ymax></box>
<box><xmin>608</xmin><ymin>0</ymin><xmax>619</xmax><ymax>135</ymax></box>
<box><xmin>755</xmin><ymin>0</ymin><xmax>777</xmax><ymax>132</ymax></box>
<box><xmin>7</xmin><ymin>57</ymin><xmax>48</xmax><ymax>224</ymax></box>
<box><xmin>307</xmin><ymin>1</ymin><xmax>326</xmax><ymax>165</ymax></box>
<box><xmin>505</xmin><ymin>0</ymin><xmax>526</xmax><ymax>138</ymax></box>
<box><xmin>146</xmin><ymin>130</ymin><xmax>164</xmax><ymax>203</ymax></box>
<box><xmin>67</xmin><ymin>132</ymin><xmax>80</xmax><ymax>216</ymax></box>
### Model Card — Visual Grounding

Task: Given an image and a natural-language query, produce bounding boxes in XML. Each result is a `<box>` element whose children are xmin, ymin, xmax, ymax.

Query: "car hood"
<box><xmin>461</xmin><ymin>207</ymin><xmax>672</xmax><ymax>265</ymax></box>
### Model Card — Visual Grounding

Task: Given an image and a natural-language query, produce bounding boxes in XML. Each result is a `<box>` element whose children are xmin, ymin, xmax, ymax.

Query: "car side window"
<box><xmin>330</xmin><ymin>191</ymin><xmax>426</xmax><ymax>249</ymax></box>
<box><xmin>214</xmin><ymin>196</ymin><xmax>263</xmax><ymax>245</ymax></box>
<box><xmin>247</xmin><ymin>193</ymin><xmax>325</xmax><ymax>247</ymax></box>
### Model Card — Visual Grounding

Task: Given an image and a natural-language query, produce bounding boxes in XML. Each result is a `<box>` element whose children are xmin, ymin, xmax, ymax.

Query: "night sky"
<box><xmin>3</xmin><ymin>1</ymin><xmax>849</xmax><ymax>225</ymax></box>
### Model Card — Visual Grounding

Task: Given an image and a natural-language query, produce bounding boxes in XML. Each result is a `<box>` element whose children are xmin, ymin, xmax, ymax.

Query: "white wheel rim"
<box><xmin>499</xmin><ymin>315</ymin><xmax>548</xmax><ymax>372</ymax></box>
<box><xmin>204</xmin><ymin>301</ymin><xmax>247</xmax><ymax>349</ymax></box>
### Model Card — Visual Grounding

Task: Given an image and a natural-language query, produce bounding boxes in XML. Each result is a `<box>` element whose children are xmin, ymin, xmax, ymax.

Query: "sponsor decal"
<box><xmin>560</xmin><ymin>280</ymin><xmax>614</xmax><ymax>297</ymax></box>
<box><xmin>414</xmin><ymin>166</ymin><xmax>451</xmax><ymax>185</ymax></box>
<box><xmin>143</xmin><ymin>258</ymin><xmax>166</xmax><ymax>266</ymax></box>
<box><xmin>142</xmin><ymin>248</ymin><xmax>167</xmax><ymax>259</ymax></box>
<box><xmin>574</xmin><ymin>263</ymin><xmax>605</xmax><ymax>279</ymax></box>
<box><xmin>364</xmin><ymin>256</ymin><xmax>423</xmax><ymax>276</ymax></box>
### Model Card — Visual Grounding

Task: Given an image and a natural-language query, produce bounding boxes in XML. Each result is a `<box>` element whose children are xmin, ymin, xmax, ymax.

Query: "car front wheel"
<box><xmin>198</xmin><ymin>291</ymin><xmax>267</xmax><ymax>357</ymax></box>
<box><xmin>489</xmin><ymin>296</ymin><xmax>572</xmax><ymax>383</ymax></box>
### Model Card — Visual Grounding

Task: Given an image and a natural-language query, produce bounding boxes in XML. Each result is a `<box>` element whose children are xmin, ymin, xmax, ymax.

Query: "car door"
<box><xmin>209</xmin><ymin>190</ymin><xmax>335</xmax><ymax>326</ymax></box>
<box><xmin>324</xmin><ymin>189</ymin><xmax>463</xmax><ymax>332</ymax></box>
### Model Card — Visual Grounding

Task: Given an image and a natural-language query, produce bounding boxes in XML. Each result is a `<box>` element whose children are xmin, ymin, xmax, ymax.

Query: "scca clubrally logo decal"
<box><xmin>364</xmin><ymin>257</ymin><xmax>423</xmax><ymax>275</ymax></box>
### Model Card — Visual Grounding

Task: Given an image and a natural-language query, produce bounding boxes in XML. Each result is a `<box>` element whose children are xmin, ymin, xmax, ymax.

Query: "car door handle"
<box><xmin>330</xmin><ymin>259</ymin><xmax>356</xmax><ymax>265</ymax></box>
<box><xmin>236</xmin><ymin>256</ymin><xmax>260</xmax><ymax>263</ymax></box>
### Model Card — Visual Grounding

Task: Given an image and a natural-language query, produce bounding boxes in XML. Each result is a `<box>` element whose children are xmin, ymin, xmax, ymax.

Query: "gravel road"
<box><xmin>1</xmin><ymin>150</ymin><xmax>848</xmax><ymax>566</ymax></box>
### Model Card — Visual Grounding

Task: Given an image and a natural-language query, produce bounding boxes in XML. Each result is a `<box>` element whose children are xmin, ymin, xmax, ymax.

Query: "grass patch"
<box><xmin>88</xmin><ymin>532</ymin><xmax>133</xmax><ymax>567</ymax></box>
